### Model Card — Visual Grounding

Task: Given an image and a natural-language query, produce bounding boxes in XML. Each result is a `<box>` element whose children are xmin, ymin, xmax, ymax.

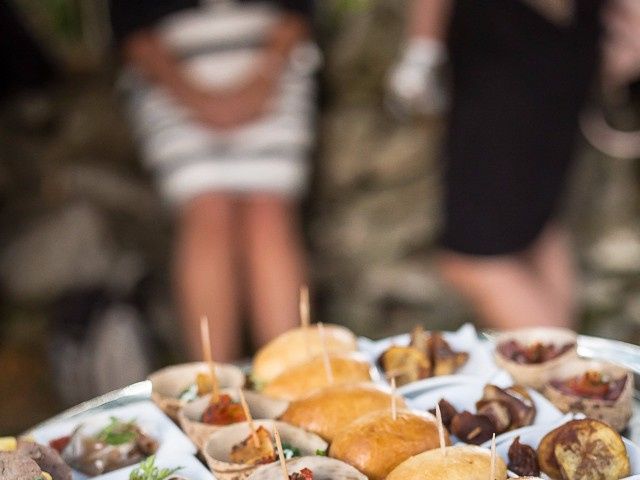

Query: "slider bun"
<box><xmin>262</xmin><ymin>353</ymin><xmax>373</xmax><ymax>401</ymax></box>
<box><xmin>252</xmin><ymin>325</ymin><xmax>357</xmax><ymax>386</ymax></box>
<box><xmin>280</xmin><ymin>384</ymin><xmax>403</xmax><ymax>442</ymax></box>
<box><xmin>329</xmin><ymin>409</ymin><xmax>448</xmax><ymax>480</ymax></box>
<box><xmin>386</xmin><ymin>445</ymin><xmax>507</xmax><ymax>480</ymax></box>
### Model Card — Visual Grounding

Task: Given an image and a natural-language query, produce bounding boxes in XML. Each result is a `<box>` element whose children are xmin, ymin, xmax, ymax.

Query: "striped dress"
<box><xmin>119</xmin><ymin>0</ymin><xmax>318</xmax><ymax>205</ymax></box>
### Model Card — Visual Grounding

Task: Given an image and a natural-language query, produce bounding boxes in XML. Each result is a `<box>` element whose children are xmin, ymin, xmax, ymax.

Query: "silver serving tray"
<box><xmin>27</xmin><ymin>334</ymin><xmax>640</xmax><ymax>443</ymax></box>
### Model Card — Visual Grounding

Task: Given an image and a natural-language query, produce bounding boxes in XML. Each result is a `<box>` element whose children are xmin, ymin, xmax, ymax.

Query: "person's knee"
<box><xmin>438</xmin><ymin>253</ymin><xmax>479</xmax><ymax>287</ymax></box>
<box><xmin>180</xmin><ymin>193</ymin><xmax>235</xmax><ymax>235</ymax></box>
<box><xmin>242</xmin><ymin>193</ymin><xmax>295</xmax><ymax>225</ymax></box>
<box><xmin>437</xmin><ymin>252</ymin><xmax>504</xmax><ymax>289</ymax></box>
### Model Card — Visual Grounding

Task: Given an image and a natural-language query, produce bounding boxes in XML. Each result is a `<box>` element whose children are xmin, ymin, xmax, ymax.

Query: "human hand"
<box><xmin>602</xmin><ymin>0</ymin><xmax>640</xmax><ymax>90</ymax></box>
<box><xmin>186</xmin><ymin>59</ymin><xmax>283</xmax><ymax>130</ymax></box>
<box><xmin>387</xmin><ymin>37</ymin><xmax>449</xmax><ymax>118</ymax></box>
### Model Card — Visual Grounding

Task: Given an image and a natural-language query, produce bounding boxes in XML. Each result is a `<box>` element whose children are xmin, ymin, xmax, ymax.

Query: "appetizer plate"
<box><xmin>493</xmin><ymin>419</ymin><xmax>640</xmax><ymax>479</ymax></box>
<box><xmin>407</xmin><ymin>378</ymin><xmax>564</xmax><ymax>443</ymax></box>
<box><xmin>357</xmin><ymin>323</ymin><xmax>500</xmax><ymax>394</ymax></box>
<box><xmin>29</xmin><ymin>400</ymin><xmax>197</xmax><ymax>480</ymax></box>
<box><xmin>95</xmin><ymin>455</ymin><xmax>214</xmax><ymax>480</ymax></box>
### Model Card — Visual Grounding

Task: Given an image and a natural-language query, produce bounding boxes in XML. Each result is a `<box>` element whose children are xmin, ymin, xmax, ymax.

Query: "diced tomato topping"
<box><xmin>201</xmin><ymin>394</ymin><xmax>247</xmax><ymax>425</ymax></box>
<box><xmin>49</xmin><ymin>435</ymin><xmax>71</xmax><ymax>453</ymax></box>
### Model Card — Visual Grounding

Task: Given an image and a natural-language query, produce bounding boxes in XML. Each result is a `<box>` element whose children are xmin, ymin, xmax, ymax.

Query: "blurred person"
<box><xmin>390</xmin><ymin>0</ymin><xmax>640</xmax><ymax>330</ymax></box>
<box><xmin>110</xmin><ymin>0</ymin><xmax>318</xmax><ymax>360</ymax></box>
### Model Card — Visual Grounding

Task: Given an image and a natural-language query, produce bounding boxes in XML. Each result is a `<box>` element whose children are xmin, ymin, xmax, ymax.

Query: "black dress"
<box><xmin>441</xmin><ymin>0</ymin><xmax>604</xmax><ymax>255</ymax></box>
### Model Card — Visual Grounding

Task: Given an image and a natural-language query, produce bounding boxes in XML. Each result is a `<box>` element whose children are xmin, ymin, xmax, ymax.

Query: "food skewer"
<box><xmin>299</xmin><ymin>285</ymin><xmax>310</xmax><ymax>329</ymax></box>
<box><xmin>489</xmin><ymin>433</ymin><xmax>496</xmax><ymax>480</ymax></box>
<box><xmin>300</xmin><ymin>285</ymin><xmax>311</xmax><ymax>359</ymax></box>
<box><xmin>238</xmin><ymin>388</ymin><xmax>260</xmax><ymax>448</ymax></box>
<box><xmin>273</xmin><ymin>424</ymin><xmax>289</xmax><ymax>480</ymax></box>
<box><xmin>317</xmin><ymin>322</ymin><xmax>334</xmax><ymax>384</ymax></box>
<box><xmin>384</xmin><ymin>367</ymin><xmax>410</xmax><ymax>380</ymax></box>
<box><xmin>390</xmin><ymin>376</ymin><xmax>398</xmax><ymax>421</ymax></box>
<box><xmin>435</xmin><ymin>402</ymin><xmax>446</xmax><ymax>455</ymax></box>
<box><xmin>200</xmin><ymin>315</ymin><xmax>220</xmax><ymax>403</ymax></box>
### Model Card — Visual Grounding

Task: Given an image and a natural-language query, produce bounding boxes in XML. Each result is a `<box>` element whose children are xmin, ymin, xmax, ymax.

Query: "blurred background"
<box><xmin>1</xmin><ymin>0</ymin><xmax>640</xmax><ymax>433</ymax></box>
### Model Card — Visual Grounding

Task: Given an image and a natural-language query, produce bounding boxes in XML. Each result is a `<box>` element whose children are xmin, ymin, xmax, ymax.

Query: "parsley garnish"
<box><xmin>281</xmin><ymin>443</ymin><xmax>301</xmax><ymax>459</ymax></box>
<box><xmin>97</xmin><ymin>417</ymin><xmax>137</xmax><ymax>446</ymax></box>
<box><xmin>129</xmin><ymin>455</ymin><xmax>182</xmax><ymax>480</ymax></box>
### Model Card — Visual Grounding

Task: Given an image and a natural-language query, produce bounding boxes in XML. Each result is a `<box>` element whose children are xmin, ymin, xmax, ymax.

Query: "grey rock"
<box><xmin>49</xmin><ymin>164</ymin><xmax>159</xmax><ymax>219</ymax></box>
<box><xmin>579</xmin><ymin>277</ymin><xmax>626</xmax><ymax>313</ymax></box>
<box><xmin>361</xmin><ymin>260</ymin><xmax>443</xmax><ymax>306</ymax></box>
<box><xmin>0</xmin><ymin>203</ymin><xmax>115</xmax><ymax>302</ymax></box>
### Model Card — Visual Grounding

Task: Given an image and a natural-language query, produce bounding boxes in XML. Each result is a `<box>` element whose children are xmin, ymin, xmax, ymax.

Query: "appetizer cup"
<box><xmin>203</xmin><ymin>420</ymin><xmax>328</xmax><ymax>480</ymax></box>
<box><xmin>494</xmin><ymin>327</ymin><xmax>578</xmax><ymax>390</ymax></box>
<box><xmin>543</xmin><ymin>359</ymin><xmax>633</xmax><ymax>432</ymax></box>
<box><xmin>178</xmin><ymin>390</ymin><xmax>288</xmax><ymax>450</ymax></box>
<box><xmin>247</xmin><ymin>456</ymin><xmax>367</xmax><ymax>480</ymax></box>
<box><xmin>148</xmin><ymin>362</ymin><xmax>245</xmax><ymax>419</ymax></box>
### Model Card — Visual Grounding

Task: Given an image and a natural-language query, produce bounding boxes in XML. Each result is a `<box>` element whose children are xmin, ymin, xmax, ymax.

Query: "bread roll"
<box><xmin>329</xmin><ymin>409</ymin><xmax>447</xmax><ymax>480</ymax></box>
<box><xmin>280</xmin><ymin>384</ymin><xmax>402</xmax><ymax>442</ymax></box>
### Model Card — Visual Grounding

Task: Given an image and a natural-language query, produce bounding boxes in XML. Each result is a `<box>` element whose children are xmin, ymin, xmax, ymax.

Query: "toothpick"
<box><xmin>238</xmin><ymin>389</ymin><xmax>260</xmax><ymax>448</ymax></box>
<box><xmin>299</xmin><ymin>285</ymin><xmax>310</xmax><ymax>329</ymax></box>
<box><xmin>200</xmin><ymin>316</ymin><xmax>220</xmax><ymax>402</ymax></box>
<box><xmin>390</xmin><ymin>377</ymin><xmax>398</xmax><ymax>421</ymax></box>
<box><xmin>317</xmin><ymin>322</ymin><xmax>334</xmax><ymax>384</ymax></box>
<box><xmin>435</xmin><ymin>403</ymin><xmax>446</xmax><ymax>454</ymax></box>
<box><xmin>384</xmin><ymin>366</ymin><xmax>409</xmax><ymax>380</ymax></box>
<box><xmin>489</xmin><ymin>433</ymin><xmax>496</xmax><ymax>480</ymax></box>
<box><xmin>300</xmin><ymin>285</ymin><xmax>311</xmax><ymax>359</ymax></box>
<box><xmin>273</xmin><ymin>424</ymin><xmax>289</xmax><ymax>480</ymax></box>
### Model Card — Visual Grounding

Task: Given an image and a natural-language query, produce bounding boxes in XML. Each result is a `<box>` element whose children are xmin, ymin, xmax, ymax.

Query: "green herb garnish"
<box><xmin>178</xmin><ymin>384</ymin><xmax>198</xmax><ymax>402</ymax></box>
<box><xmin>129</xmin><ymin>455</ymin><xmax>182</xmax><ymax>480</ymax></box>
<box><xmin>97</xmin><ymin>417</ymin><xmax>137</xmax><ymax>446</ymax></box>
<box><xmin>281</xmin><ymin>443</ymin><xmax>301</xmax><ymax>459</ymax></box>
<box><xmin>315</xmin><ymin>449</ymin><xmax>327</xmax><ymax>456</ymax></box>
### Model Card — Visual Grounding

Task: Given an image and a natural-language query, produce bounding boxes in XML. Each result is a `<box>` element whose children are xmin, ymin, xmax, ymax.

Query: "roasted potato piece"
<box><xmin>230</xmin><ymin>426</ymin><xmax>276</xmax><ymax>466</ymax></box>
<box><xmin>538</xmin><ymin>423</ymin><xmax>565</xmax><ymax>479</ymax></box>
<box><xmin>428</xmin><ymin>399</ymin><xmax>458</xmax><ymax>429</ymax></box>
<box><xmin>554</xmin><ymin>419</ymin><xmax>629</xmax><ymax>480</ymax></box>
<box><xmin>450</xmin><ymin>411</ymin><xmax>495</xmax><ymax>445</ymax></box>
<box><xmin>196</xmin><ymin>372</ymin><xmax>214</xmax><ymax>396</ymax></box>
<box><xmin>426</xmin><ymin>333</ymin><xmax>470</xmax><ymax>376</ymax></box>
<box><xmin>476</xmin><ymin>400</ymin><xmax>511</xmax><ymax>433</ymax></box>
<box><xmin>409</xmin><ymin>325</ymin><xmax>428</xmax><ymax>352</ymax></box>
<box><xmin>507</xmin><ymin>436</ymin><xmax>540</xmax><ymax>477</ymax></box>
<box><xmin>379</xmin><ymin>346</ymin><xmax>431</xmax><ymax>387</ymax></box>
<box><xmin>480</xmin><ymin>384</ymin><xmax>535</xmax><ymax>429</ymax></box>
<box><xmin>538</xmin><ymin>419</ymin><xmax>630</xmax><ymax>480</ymax></box>
<box><xmin>433</xmin><ymin>352</ymin><xmax>470</xmax><ymax>376</ymax></box>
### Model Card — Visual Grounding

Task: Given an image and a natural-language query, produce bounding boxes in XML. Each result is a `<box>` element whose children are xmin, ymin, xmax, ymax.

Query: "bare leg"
<box><xmin>174</xmin><ymin>193</ymin><xmax>242</xmax><ymax>361</ymax></box>
<box><xmin>438</xmin><ymin>251</ymin><xmax>573</xmax><ymax>330</ymax></box>
<box><xmin>240</xmin><ymin>194</ymin><xmax>306</xmax><ymax>348</ymax></box>
<box><xmin>524</xmin><ymin>225</ymin><xmax>576</xmax><ymax>320</ymax></box>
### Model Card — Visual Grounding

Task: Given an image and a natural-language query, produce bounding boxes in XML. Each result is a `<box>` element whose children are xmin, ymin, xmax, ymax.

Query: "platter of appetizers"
<box><xmin>9</xmin><ymin>308</ymin><xmax>640</xmax><ymax>480</ymax></box>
